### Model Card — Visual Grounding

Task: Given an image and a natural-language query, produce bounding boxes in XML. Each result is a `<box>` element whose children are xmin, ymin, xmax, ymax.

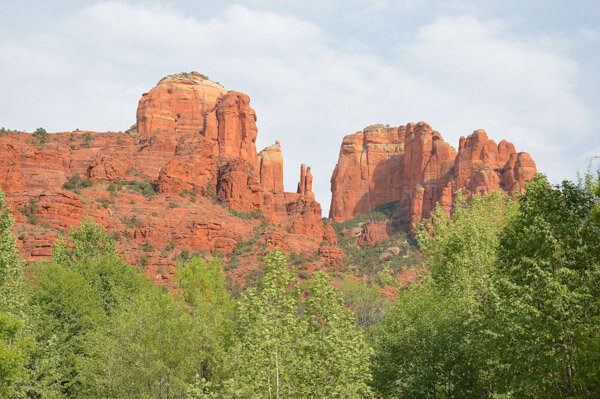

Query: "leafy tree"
<box><xmin>176</xmin><ymin>256</ymin><xmax>233</xmax><ymax>386</ymax></box>
<box><xmin>482</xmin><ymin>174</ymin><xmax>600</xmax><ymax>397</ymax></box>
<box><xmin>0</xmin><ymin>191</ymin><xmax>31</xmax><ymax>397</ymax></box>
<box><xmin>338</xmin><ymin>278</ymin><xmax>389</xmax><ymax>328</ymax></box>
<box><xmin>78</xmin><ymin>283</ymin><xmax>204</xmax><ymax>399</ymax></box>
<box><xmin>228</xmin><ymin>249</ymin><xmax>372</xmax><ymax>398</ymax></box>
<box><xmin>299</xmin><ymin>271</ymin><xmax>373</xmax><ymax>397</ymax></box>
<box><xmin>27</xmin><ymin>218</ymin><xmax>146</xmax><ymax>397</ymax></box>
<box><xmin>372</xmin><ymin>191</ymin><xmax>518</xmax><ymax>398</ymax></box>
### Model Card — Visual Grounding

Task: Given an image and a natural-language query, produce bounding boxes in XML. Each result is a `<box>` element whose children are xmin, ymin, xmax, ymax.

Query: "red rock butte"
<box><xmin>0</xmin><ymin>72</ymin><xmax>341</xmax><ymax>282</ymax></box>
<box><xmin>329</xmin><ymin>123</ymin><xmax>536</xmax><ymax>231</ymax></box>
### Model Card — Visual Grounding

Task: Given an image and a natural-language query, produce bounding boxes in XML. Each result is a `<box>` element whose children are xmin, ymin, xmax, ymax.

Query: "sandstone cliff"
<box><xmin>1</xmin><ymin>72</ymin><xmax>340</xmax><ymax>283</ymax></box>
<box><xmin>329</xmin><ymin>123</ymin><xmax>536</xmax><ymax>232</ymax></box>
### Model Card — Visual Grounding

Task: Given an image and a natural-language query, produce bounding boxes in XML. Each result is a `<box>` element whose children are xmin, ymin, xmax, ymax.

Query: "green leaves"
<box><xmin>229</xmin><ymin>249</ymin><xmax>373</xmax><ymax>398</ymax></box>
<box><xmin>484</xmin><ymin>174</ymin><xmax>600</xmax><ymax>397</ymax></box>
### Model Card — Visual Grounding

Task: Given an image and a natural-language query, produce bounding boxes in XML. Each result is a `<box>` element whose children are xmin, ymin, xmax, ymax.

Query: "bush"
<box><xmin>122</xmin><ymin>215</ymin><xmax>142</xmax><ymax>228</ymax></box>
<box><xmin>229</xmin><ymin>208</ymin><xmax>263</xmax><ymax>220</ymax></box>
<box><xmin>128</xmin><ymin>180</ymin><xmax>156</xmax><ymax>199</ymax></box>
<box><xmin>82</xmin><ymin>132</ymin><xmax>94</xmax><ymax>146</ymax></box>
<box><xmin>95</xmin><ymin>197</ymin><xmax>111</xmax><ymax>209</ymax></box>
<box><xmin>33</xmin><ymin>127</ymin><xmax>48</xmax><ymax>143</ymax></box>
<box><xmin>178</xmin><ymin>249</ymin><xmax>190</xmax><ymax>262</ymax></box>
<box><xmin>141</xmin><ymin>242</ymin><xmax>155</xmax><ymax>253</ymax></box>
<box><xmin>19</xmin><ymin>197</ymin><xmax>39</xmax><ymax>225</ymax></box>
<box><xmin>63</xmin><ymin>174</ymin><xmax>93</xmax><ymax>193</ymax></box>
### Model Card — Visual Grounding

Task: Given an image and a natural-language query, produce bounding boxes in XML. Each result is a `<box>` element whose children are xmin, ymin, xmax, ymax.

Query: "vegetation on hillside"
<box><xmin>0</xmin><ymin>171</ymin><xmax>598</xmax><ymax>397</ymax></box>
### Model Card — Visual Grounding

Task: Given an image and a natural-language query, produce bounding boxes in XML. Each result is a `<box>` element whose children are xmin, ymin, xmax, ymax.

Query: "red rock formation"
<box><xmin>330</xmin><ymin>123</ymin><xmax>536</xmax><ymax>233</ymax></box>
<box><xmin>357</xmin><ymin>221</ymin><xmax>392</xmax><ymax>247</ymax></box>
<box><xmin>297</xmin><ymin>164</ymin><xmax>314</xmax><ymax>200</ymax></box>
<box><xmin>0</xmin><ymin>72</ymin><xmax>341</xmax><ymax>279</ymax></box>
<box><xmin>258</xmin><ymin>141</ymin><xmax>284</xmax><ymax>192</ymax></box>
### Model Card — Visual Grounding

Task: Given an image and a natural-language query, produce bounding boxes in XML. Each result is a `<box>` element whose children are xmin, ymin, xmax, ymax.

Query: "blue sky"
<box><xmin>1</xmin><ymin>1</ymin><xmax>599</xmax><ymax>215</ymax></box>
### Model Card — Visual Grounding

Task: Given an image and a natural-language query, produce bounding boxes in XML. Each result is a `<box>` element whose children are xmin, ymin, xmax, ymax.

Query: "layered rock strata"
<box><xmin>1</xmin><ymin>72</ymin><xmax>341</xmax><ymax>278</ymax></box>
<box><xmin>330</xmin><ymin>123</ymin><xmax>536</xmax><ymax>232</ymax></box>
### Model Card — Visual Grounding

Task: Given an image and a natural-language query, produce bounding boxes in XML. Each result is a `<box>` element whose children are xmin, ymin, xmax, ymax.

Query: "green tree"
<box><xmin>79</xmin><ymin>283</ymin><xmax>204</xmax><ymax>399</ymax></box>
<box><xmin>299</xmin><ymin>271</ymin><xmax>373</xmax><ymax>397</ymax></box>
<box><xmin>0</xmin><ymin>191</ymin><xmax>31</xmax><ymax>397</ymax></box>
<box><xmin>372</xmin><ymin>191</ymin><xmax>518</xmax><ymax>398</ymax></box>
<box><xmin>27</xmin><ymin>218</ymin><xmax>147</xmax><ymax>397</ymax></box>
<box><xmin>228</xmin><ymin>249</ymin><xmax>372</xmax><ymax>398</ymax></box>
<box><xmin>483</xmin><ymin>174</ymin><xmax>600</xmax><ymax>397</ymax></box>
<box><xmin>176</xmin><ymin>256</ymin><xmax>233</xmax><ymax>386</ymax></box>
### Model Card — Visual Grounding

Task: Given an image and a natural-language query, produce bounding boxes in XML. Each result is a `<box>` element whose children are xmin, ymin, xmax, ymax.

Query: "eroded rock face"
<box><xmin>136</xmin><ymin>72</ymin><xmax>227</xmax><ymax>138</ymax></box>
<box><xmin>258</xmin><ymin>141</ymin><xmax>284</xmax><ymax>192</ymax></box>
<box><xmin>0</xmin><ymin>72</ymin><xmax>341</xmax><ymax>278</ymax></box>
<box><xmin>330</xmin><ymin>123</ymin><xmax>536</xmax><ymax>233</ymax></box>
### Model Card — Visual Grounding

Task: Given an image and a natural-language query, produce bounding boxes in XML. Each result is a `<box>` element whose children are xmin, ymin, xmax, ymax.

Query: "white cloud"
<box><xmin>0</xmin><ymin>2</ymin><xmax>593</xmax><ymax>214</ymax></box>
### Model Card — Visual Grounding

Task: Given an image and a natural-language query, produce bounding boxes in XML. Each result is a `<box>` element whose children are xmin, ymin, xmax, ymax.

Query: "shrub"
<box><xmin>141</xmin><ymin>242</ymin><xmax>155</xmax><ymax>253</ymax></box>
<box><xmin>19</xmin><ymin>197</ymin><xmax>39</xmax><ymax>225</ymax></box>
<box><xmin>165</xmin><ymin>241</ymin><xmax>176</xmax><ymax>251</ymax></box>
<box><xmin>82</xmin><ymin>132</ymin><xmax>94</xmax><ymax>146</ymax></box>
<box><xmin>63</xmin><ymin>174</ymin><xmax>93</xmax><ymax>193</ymax></box>
<box><xmin>229</xmin><ymin>208</ymin><xmax>263</xmax><ymax>220</ymax></box>
<box><xmin>110</xmin><ymin>231</ymin><xmax>121</xmax><ymax>242</ymax></box>
<box><xmin>178</xmin><ymin>249</ymin><xmax>190</xmax><ymax>262</ymax></box>
<box><xmin>33</xmin><ymin>127</ymin><xmax>48</xmax><ymax>143</ymax></box>
<box><xmin>138</xmin><ymin>255</ymin><xmax>149</xmax><ymax>266</ymax></box>
<box><xmin>122</xmin><ymin>215</ymin><xmax>142</xmax><ymax>228</ymax></box>
<box><xmin>95</xmin><ymin>197</ymin><xmax>111</xmax><ymax>209</ymax></box>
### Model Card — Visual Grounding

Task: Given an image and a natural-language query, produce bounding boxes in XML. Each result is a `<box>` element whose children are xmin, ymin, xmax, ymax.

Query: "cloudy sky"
<box><xmin>1</xmin><ymin>1</ymin><xmax>599</xmax><ymax>214</ymax></box>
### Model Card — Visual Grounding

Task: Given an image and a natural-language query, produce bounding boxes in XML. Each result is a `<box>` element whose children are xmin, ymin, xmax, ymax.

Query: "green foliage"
<box><xmin>338</xmin><ymin>278</ymin><xmax>389</xmax><ymax>328</ymax></box>
<box><xmin>62</xmin><ymin>174</ymin><xmax>93</xmax><ymax>193</ymax></box>
<box><xmin>332</xmin><ymin>201</ymin><xmax>419</xmax><ymax>278</ymax></box>
<box><xmin>32</xmin><ymin>127</ymin><xmax>48</xmax><ymax>143</ymax></box>
<box><xmin>228</xmin><ymin>249</ymin><xmax>373</xmax><ymax>397</ymax></box>
<box><xmin>228</xmin><ymin>208</ymin><xmax>263</xmax><ymax>220</ymax></box>
<box><xmin>0</xmin><ymin>191</ymin><xmax>31</xmax><ymax>397</ymax></box>
<box><xmin>82</xmin><ymin>132</ymin><xmax>94</xmax><ymax>147</ymax></box>
<box><xmin>482</xmin><ymin>174</ymin><xmax>600</xmax><ymax>397</ymax></box>
<box><xmin>416</xmin><ymin>190</ymin><xmax>518</xmax><ymax>297</ymax></box>
<box><xmin>53</xmin><ymin>217</ymin><xmax>115</xmax><ymax>263</ymax></box>
<box><xmin>78</xmin><ymin>282</ymin><xmax>203</xmax><ymax>399</ymax></box>
<box><xmin>138</xmin><ymin>255</ymin><xmax>148</xmax><ymax>266</ymax></box>
<box><xmin>95</xmin><ymin>196</ymin><xmax>111</xmax><ymax>209</ymax></box>
<box><xmin>332</xmin><ymin>201</ymin><xmax>397</xmax><ymax>235</ymax></box>
<box><xmin>205</xmin><ymin>181</ymin><xmax>216</xmax><ymax>200</ymax></box>
<box><xmin>140</xmin><ymin>241</ymin><xmax>155</xmax><ymax>253</ymax></box>
<box><xmin>178</xmin><ymin>249</ymin><xmax>190</xmax><ymax>262</ymax></box>
<box><xmin>372</xmin><ymin>191</ymin><xmax>518</xmax><ymax>398</ymax></box>
<box><xmin>18</xmin><ymin>197</ymin><xmax>39</xmax><ymax>225</ymax></box>
<box><xmin>122</xmin><ymin>214</ymin><xmax>142</xmax><ymax>228</ymax></box>
<box><xmin>176</xmin><ymin>256</ymin><xmax>232</xmax><ymax>386</ymax></box>
<box><xmin>122</xmin><ymin>179</ymin><xmax>157</xmax><ymax>198</ymax></box>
